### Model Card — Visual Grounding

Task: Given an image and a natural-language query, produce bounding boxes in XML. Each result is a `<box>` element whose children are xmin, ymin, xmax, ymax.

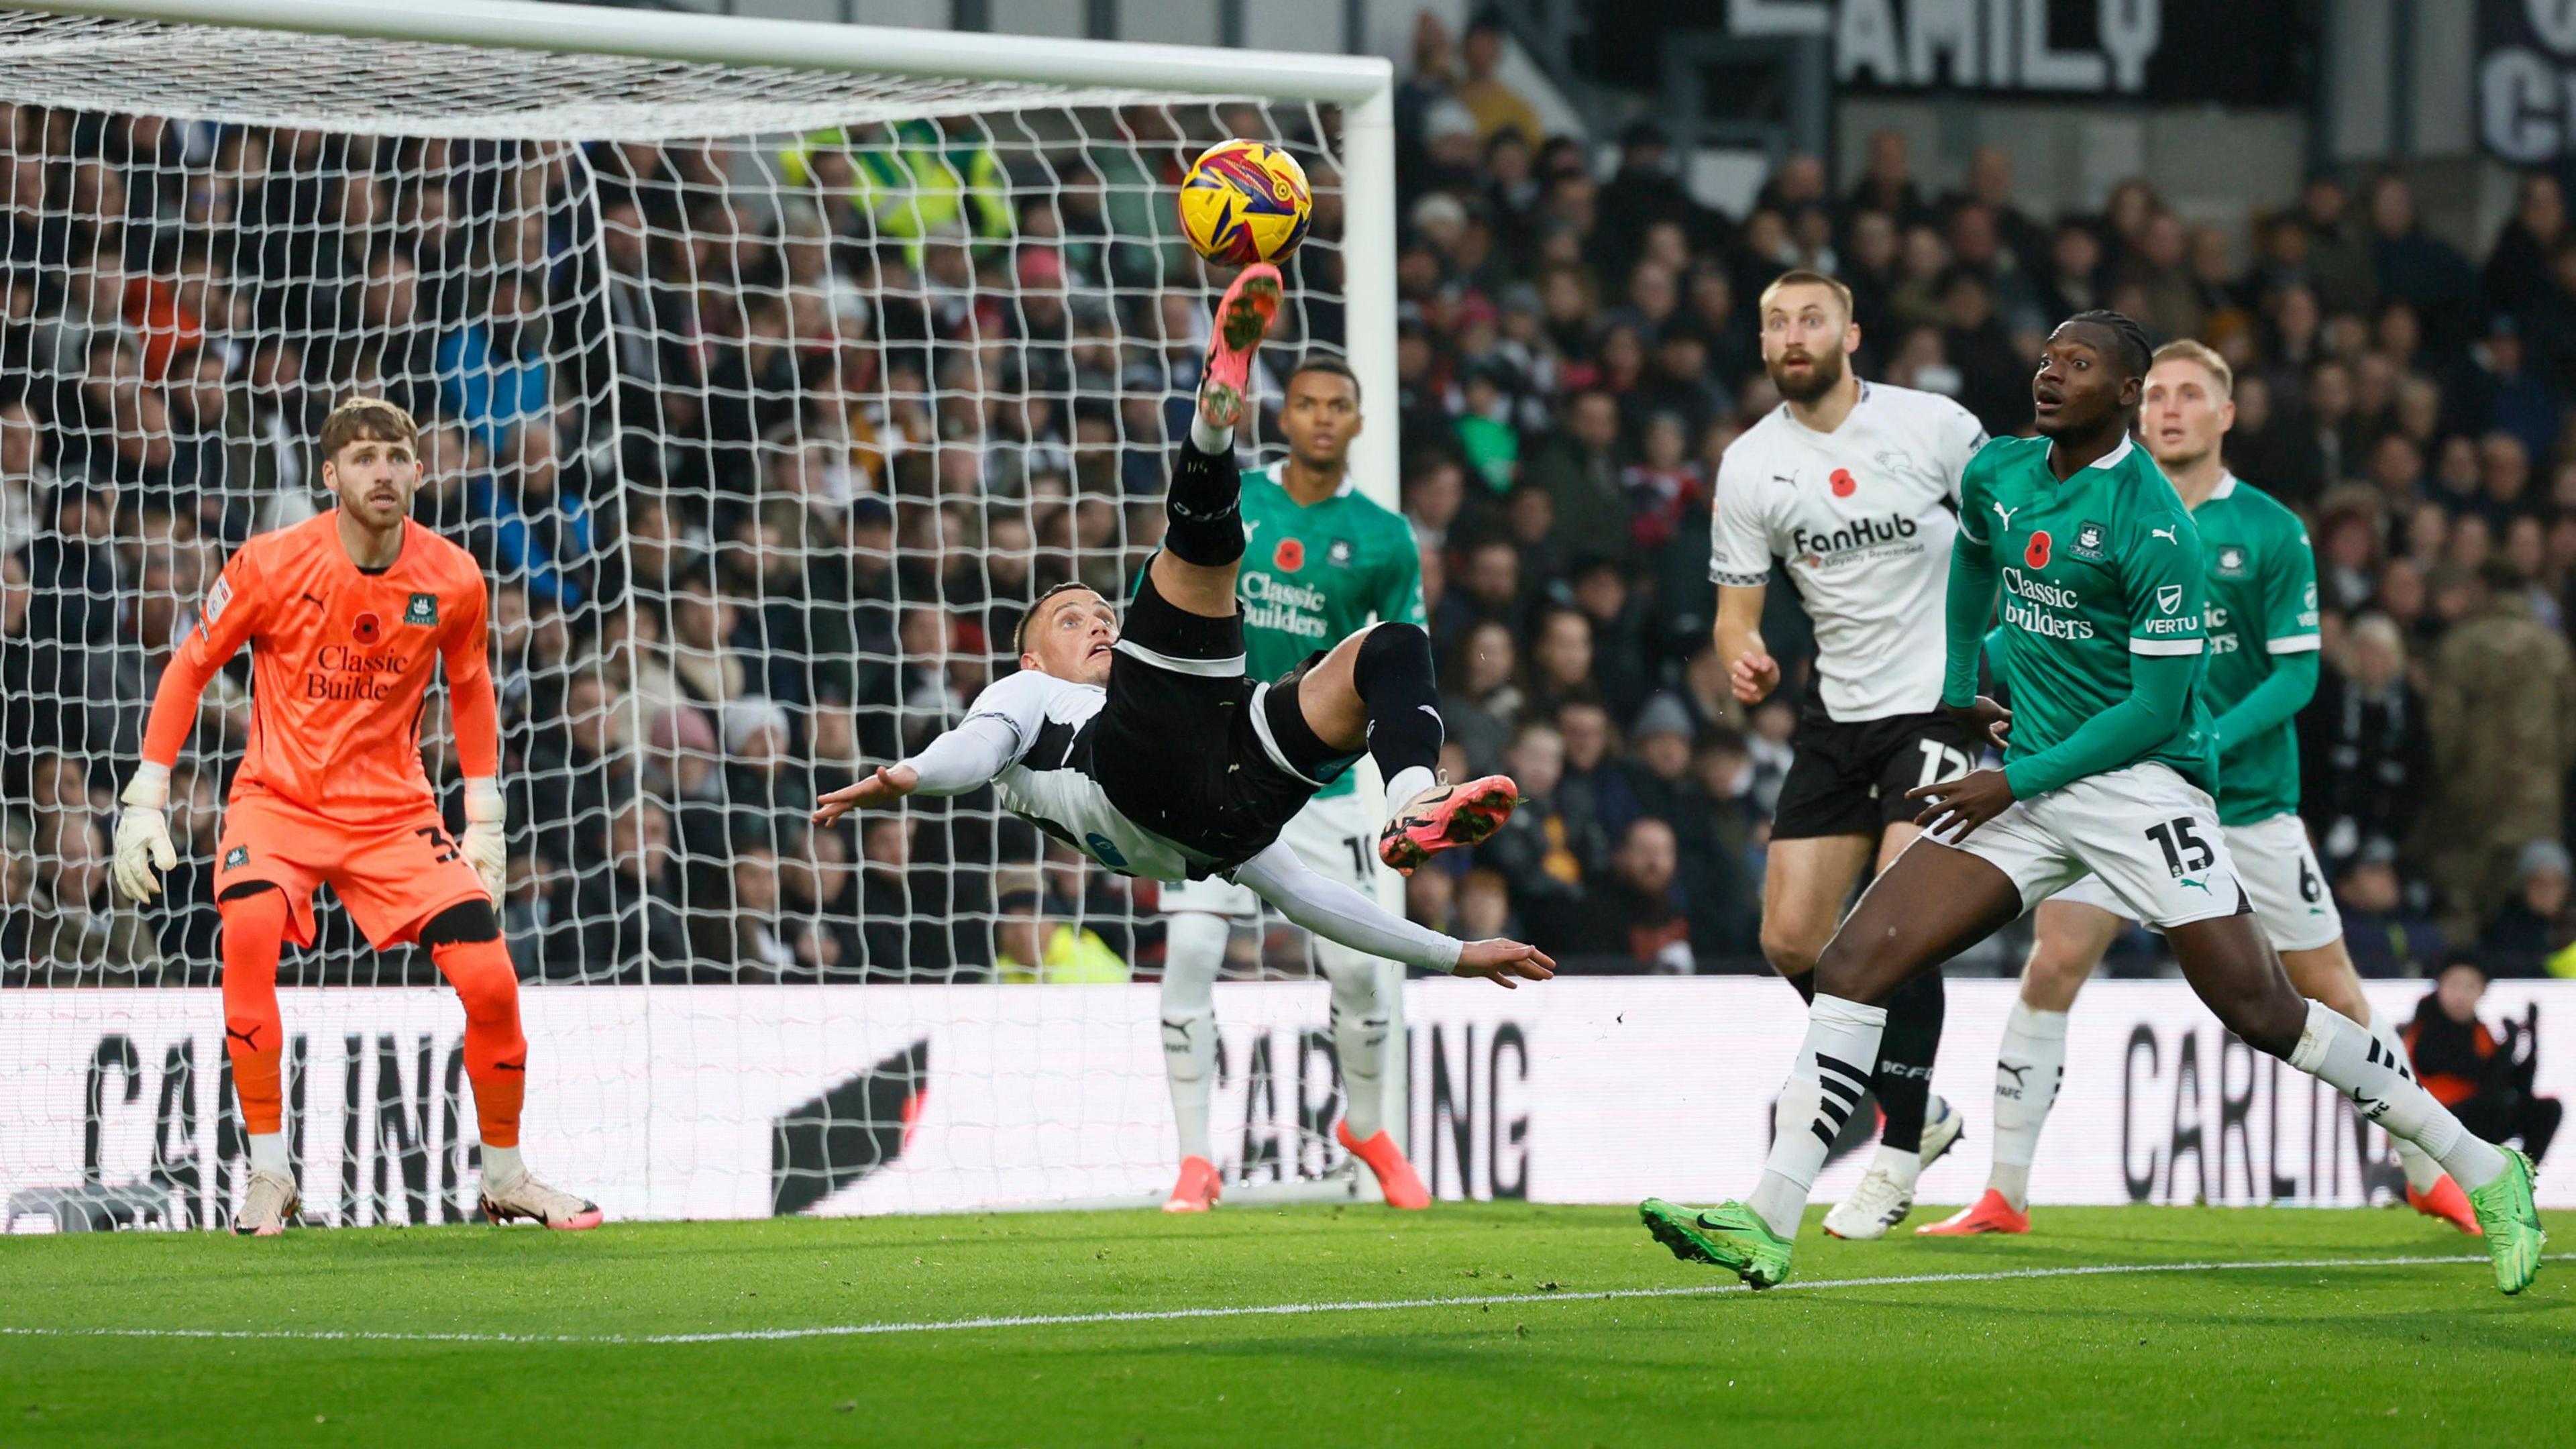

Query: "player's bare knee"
<box><xmin>1759</xmin><ymin>926</ymin><xmax>1820</xmax><ymax>979</ymax></box>
<box><xmin>2020</xmin><ymin>947</ymin><xmax>2090</xmax><ymax>1011</ymax></box>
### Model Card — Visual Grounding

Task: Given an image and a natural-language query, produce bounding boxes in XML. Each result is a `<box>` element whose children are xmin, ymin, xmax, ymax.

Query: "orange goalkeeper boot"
<box><xmin>1336</xmin><ymin>1120</ymin><xmax>1430</xmax><ymax>1210</ymax></box>
<box><xmin>1163</xmin><ymin>1155</ymin><xmax>1222</xmax><ymax>1214</ymax></box>
<box><xmin>1915</xmin><ymin>1188</ymin><xmax>2031</xmax><ymax>1236</ymax></box>
<box><xmin>2408</xmin><ymin>1175</ymin><xmax>2483</xmax><ymax>1235</ymax></box>
<box><xmin>1379</xmin><ymin>775</ymin><xmax>1521</xmax><ymax>875</ymax></box>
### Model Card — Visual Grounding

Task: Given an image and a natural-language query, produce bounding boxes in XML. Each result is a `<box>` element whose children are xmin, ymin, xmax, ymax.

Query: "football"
<box><xmin>1177</xmin><ymin>138</ymin><xmax>1312</xmax><ymax>265</ymax></box>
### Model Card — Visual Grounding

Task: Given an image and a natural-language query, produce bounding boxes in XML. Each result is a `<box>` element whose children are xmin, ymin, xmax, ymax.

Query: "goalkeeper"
<box><xmin>113</xmin><ymin>398</ymin><xmax>600</xmax><ymax>1236</ymax></box>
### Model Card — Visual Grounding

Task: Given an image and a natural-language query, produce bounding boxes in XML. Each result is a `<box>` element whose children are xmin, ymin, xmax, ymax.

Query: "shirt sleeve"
<box><xmin>140</xmin><ymin>544</ymin><xmax>268</xmax><ymax>769</ymax></box>
<box><xmin>441</xmin><ymin>570</ymin><xmax>500</xmax><ymax>780</ymax></box>
<box><xmin>1707</xmin><ymin>447</ymin><xmax>1773</xmax><ymax>588</ymax></box>
<box><xmin>2260</xmin><ymin>517</ymin><xmax>2322</xmax><ymax>655</ymax></box>
<box><xmin>1953</xmin><ymin>446</ymin><xmax>1992</xmax><ymax>546</ymax></box>
<box><xmin>2122</xmin><ymin>506</ymin><xmax>2207</xmax><ymax>659</ymax></box>
<box><xmin>1379</xmin><ymin>517</ymin><xmax>1428</xmax><ymax>627</ymax></box>
<box><xmin>1935</xmin><ymin>399</ymin><xmax>1991</xmax><ymax>506</ymax></box>
<box><xmin>1233</xmin><ymin>841</ymin><xmax>1464</xmax><ymax>971</ymax></box>
<box><xmin>924</xmin><ymin>669</ymin><xmax>1055</xmax><ymax>778</ymax></box>
<box><xmin>898</xmin><ymin>715</ymin><xmax>1025</xmax><ymax>796</ymax></box>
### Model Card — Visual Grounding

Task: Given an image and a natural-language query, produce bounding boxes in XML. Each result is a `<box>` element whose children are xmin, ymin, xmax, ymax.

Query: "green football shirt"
<box><xmin>1957</xmin><ymin>434</ymin><xmax>2220</xmax><ymax>796</ymax></box>
<box><xmin>2190</xmin><ymin>473</ymin><xmax>2320</xmax><ymax>825</ymax></box>
<box><xmin>1234</xmin><ymin>460</ymin><xmax>1426</xmax><ymax>799</ymax></box>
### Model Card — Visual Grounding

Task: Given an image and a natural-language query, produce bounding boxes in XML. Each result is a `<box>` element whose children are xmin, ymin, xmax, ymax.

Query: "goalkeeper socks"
<box><xmin>248</xmin><ymin>1132</ymin><xmax>290</xmax><ymax>1178</ymax></box>
<box><xmin>217</xmin><ymin>887</ymin><xmax>292</xmax><ymax>1136</ymax></box>
<box><xmin>2288</xmin><ymin>1000</ymin><xmax>2506</xmax><ymax>1191</ymax></box>
<box><xmin>480</xmin><ymin>1144</ymin><xmax>526</xmax><ymax>1191</ymax></box>
<box><xmin>432</xmin><ymin>935</ymin><xmax>527</xmax><ymax>1150</ymax></box>
<box><xmin>1354</xmin><ymin>623</ymin><xmax>1442</xmax><ymax>802</ymax></box>
<box><xmin>1324</xmin><ymin>953</ymin><xmax>1389</xmax><ymax>1142</ymax></box>
<box><xmin>1160</xmin><ymin>912</ymin><xmax>1227</xmax><ymax>1164</ymax></box>
<box><xmin>1988</xmin><ymin>1000</ymin><xmax>2069</xmax><ymax>1212</ymax></box>
<box><xmin>1872</xmin><ymin>968</ymin><xmax>1945</xmax><ymax>1155</ymax></box>
<box><xmin>1163</xmin><ymin>433</ymin><xmax>1244</xmax><ymax>567</ymax></box>
<box><xmin>1748</xmin><ymin>993</ymin><xmax>1887</xmax><ymax>1239</ymax></box>
<box><xmin>2369</xmin><ymin>1008</ymin><xmax>2445</xmax><ymax>1194</ymax></box>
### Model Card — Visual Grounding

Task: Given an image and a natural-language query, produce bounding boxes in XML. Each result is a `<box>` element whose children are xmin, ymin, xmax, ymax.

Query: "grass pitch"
<box><xmin>1</xmin><ymin>1203</ymin><xmax>2569</xmax><ymax>1447</ymax></box>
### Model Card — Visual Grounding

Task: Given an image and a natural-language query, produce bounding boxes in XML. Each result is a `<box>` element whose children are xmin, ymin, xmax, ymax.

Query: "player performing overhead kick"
<box><xmin>1707</xmin><ymin>270</ymin><xmax>1986</xmax><ymax>1238</ymax></box>
<box><xmin>814</xmin><ymin>266</ymin><xmax>1551</xmax><ymax>1010</ymax></box>
<box><xmin>1642</xmin><ymin>312</ymin><xmax>2544</xmax><ymax>1295</ymax></box>
<box><xmin>1153</xmin><ymin>355</ymin><xmax>1432</xmax><ymax>1214</ymax></box>
<box><xmin>113</xmin><ymin>398</ymin><xmax>600</xmax><ymax>1235</ymax></box>
<box><xmin>1921</xmin><ymin>341</ymin><xmax>2475</xmax><ymax>1238</ymax></box>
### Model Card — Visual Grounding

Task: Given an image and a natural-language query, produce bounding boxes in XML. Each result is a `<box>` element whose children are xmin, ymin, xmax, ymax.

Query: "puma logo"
<box><xmin>2150</xmin><ymin>527</ymin><xmax>2178</xmax><ymax>544</ymax></box>
<box><xmin>1992</xmin><ymin>501</ymin><xmax>2019</xmax><ymax>529</ymax></box>
<box><xmin>2177</xmin><ymin>877</ymin><xmax>2211</xmax><ymax>894</ymax></box>
<box><xmin>1997</xmin><ymin>1063</ymin><xmax>2031</xmax><ymax>1087</ymax></box>
<box><xmin>225</xmin><ymin>1024</ymin><xmax>262</xmax><ymax>1051</ymax></box>
<box><xmin>299</xmin><ymin>592</ymin><xmax>324</xmax><ymax>610</ymax></box>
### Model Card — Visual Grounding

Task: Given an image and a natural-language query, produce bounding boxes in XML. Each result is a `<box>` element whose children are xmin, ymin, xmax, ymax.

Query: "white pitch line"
<box><xmin>0</xmin><ymin>1252</ymin><xmax>2561</xmax><ymax>1347</ymax></box>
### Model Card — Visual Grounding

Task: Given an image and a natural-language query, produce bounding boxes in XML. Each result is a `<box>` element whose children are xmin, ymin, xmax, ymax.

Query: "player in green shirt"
<box><xmin>1642</xmin><ymin>312</ymin><xmax>2543</xmax><ymax>1295</ymax></box>
<box><xmin>1924</xmin><ymin>340</ymin><xmax>2477</xmax><ymax>1238</ymax></box>
<box><xmin>1157</xmin><ymin>357</ymin><xmax>1435</xmax><ymax>1215</ymax></box>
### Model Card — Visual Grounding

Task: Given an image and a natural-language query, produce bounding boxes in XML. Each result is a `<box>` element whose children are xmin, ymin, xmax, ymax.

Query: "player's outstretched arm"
<box><xmin>810</xmin><ymin>714</ymin><xmax>1022</xmax><ymax>825</ymax></box>
<box><xmin>116</xmin><ymin>553</ymin><xmax>266</xmax><ymax>902</ymax></box>
<box><xmin>1234</xmin><ymin>842</ymin><xmax>1555</xmax><ymax>987</ymax></box>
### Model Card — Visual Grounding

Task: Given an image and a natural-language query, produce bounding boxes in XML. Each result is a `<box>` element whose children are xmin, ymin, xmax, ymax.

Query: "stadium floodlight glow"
<box><xmin>0</xmin><ymin>0</ymin><xmax>1407</xmax><ymax>1225</ymax></box>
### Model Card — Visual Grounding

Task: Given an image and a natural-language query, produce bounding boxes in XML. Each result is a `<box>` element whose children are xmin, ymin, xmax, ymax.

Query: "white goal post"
<box><xmin>0</xmin><ymin>0</ymin><xmax>1411</xmax><ymax>1228</ymax></box>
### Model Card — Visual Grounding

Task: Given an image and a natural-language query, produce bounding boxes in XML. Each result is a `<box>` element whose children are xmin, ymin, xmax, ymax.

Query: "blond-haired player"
<box><xmin>1921</xmin><ymin>340</ymin><xmax>2475</xmax><ymax>1236</ymax></box>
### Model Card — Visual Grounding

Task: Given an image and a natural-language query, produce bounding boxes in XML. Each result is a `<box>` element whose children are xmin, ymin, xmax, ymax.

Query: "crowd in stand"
<box><xmin>2</xmin><ymin>13</ymin><xmax>2575</xmax><ymax>985</ymax></box>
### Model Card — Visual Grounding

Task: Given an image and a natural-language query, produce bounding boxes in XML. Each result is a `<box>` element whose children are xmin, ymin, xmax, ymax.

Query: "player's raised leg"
<box><xmin>1919</xmin><ymin>895</ymin><xmax>2114</xmax><ymax>1235</ymax></box>
<box><xmin>1281</xmin><ymin>621</ymin><xmax>1515</xmax><ymax>873</ymax></box>
<box><xmin>2158</xmin><ymin>909</ymin><xmax>2542</xmax><ymax>1291</ymax></box>
<box><xmin>1642</xmin><ymin>839</ymin><xmax>2023</xmax><ymax>1286</ymax></box>
<box><xmin>1145</xmin><ymin>263</ymin><xmax>1281</xmax><ymax>620</ymax></box>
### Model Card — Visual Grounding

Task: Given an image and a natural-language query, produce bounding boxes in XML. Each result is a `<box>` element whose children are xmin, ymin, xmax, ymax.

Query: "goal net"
<box><xmin>0</xmin><ymin>2</ymin><xmax>1401</xmax><ymax>1229</ymax></box>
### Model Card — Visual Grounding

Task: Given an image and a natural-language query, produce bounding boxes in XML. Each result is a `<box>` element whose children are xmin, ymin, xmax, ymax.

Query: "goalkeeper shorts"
<box><xmin>215</xmin><ymin>791</ymin><xmax>493</xmax><ymax>950</ymax></box>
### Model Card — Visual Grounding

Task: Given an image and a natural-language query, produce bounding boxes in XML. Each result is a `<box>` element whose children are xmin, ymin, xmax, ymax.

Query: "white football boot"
<box><xmin>480</xmin><ymin>1171</ymin><xmax>604</xmax><ymax>1230</ymax></box>
<box><xmin>234</xmin><ymin>1170</ymin><xmax>300</xmax><ymax>1237</ymax></box>
<box><xmin>1823</xmin><ymin>1096</ymin><xmax>1964</xmax><ymax>1241</ymax></box>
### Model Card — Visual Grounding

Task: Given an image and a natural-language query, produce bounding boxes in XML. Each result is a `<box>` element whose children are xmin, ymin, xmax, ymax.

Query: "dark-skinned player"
<box><xmin>1640</xmin><ymin>312</ymin><xmax>2546</xmax><ymax>1296</ymax></box>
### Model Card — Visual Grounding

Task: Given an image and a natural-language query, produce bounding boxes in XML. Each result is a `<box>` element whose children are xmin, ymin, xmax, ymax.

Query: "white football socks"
<box><xmin>1160</xmin><ymin>911</ymin><xmax>1228</xmax><ymax>1165</ymax></box>
<box><xmin>480</xmin><ymin>1144</ymin><xmax>526</xmax><ymax>1191</ymax></box>
<box><xmin>1189</xmin><ymin>411</ymin><xmax>1233</xmax><ymax>455</ymax></box>
<box><xmin>248</xmin><ymin>1131</ymin><xmax>290</xmax><ymax>1177</ymax></box>
<box><xmin>1748</xmin><ymin>994</ymin><xmax>1887</xmax><ymax>1239</ymax></box>
<box><xmin>1322</xmin><ymin>947</ymin><xmax>1389</xmax><ymax>1142</ymax></box>
<box><xmin>2367</xmin><ymin>1008</ymin><xmax>2445</xmax><ymax>1193</ymax></box>
<box><xmin>1383</xmin><ymin>765</ymin><xmax>1437</xmax><ymax>818</ymax></box>
<box><xmin>1988</xmin><ymin>1000</ymin><xmax>2069</xmax><ymax>1211</ymax></box>
<box><xmin>2288</xmin><ymin>1000</ymin><xmax>2506</xmax><ymax>1191</ymax></box>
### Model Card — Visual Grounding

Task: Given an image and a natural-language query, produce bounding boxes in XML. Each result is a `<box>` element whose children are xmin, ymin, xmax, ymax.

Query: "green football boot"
<box><xmin>2467</xmin><ymin>1148</ymin><xmax>2547</xmax><ymax>1295</ymax></box>
<box><xmin>1640</xmin><ymin>1198</ymin><xmax>1796</xmax><ymax>1289</ymax></box>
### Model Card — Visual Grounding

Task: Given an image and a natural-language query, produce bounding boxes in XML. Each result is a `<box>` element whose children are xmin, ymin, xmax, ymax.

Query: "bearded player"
<box><xmin>1707</xmin><ymin>270</ymin><xmax>1984</xmax><ymax>1237</ymax></box>
<box><xmin>817</xmin><ymin>268</ymin><xmax>1549</xmax><ymax>1027</ymax></box>
<box><xmin>1923</xmin><ymin>341</ymin><xmax>2475</xmax><ymax>1237</ymax></box>
<box><xmin>1644</xmin><ymin>312</ymin><xmax>2543</xmax><ymax>1295</ymax></box>
<box><xmin>1154</xmin><ymin>356</ymin><xmax>1431</xmax><ymax>1214</ymax></box>
<box><xmin>113</xmin><ymin>398</ymin><xmax>600</xmax><ymax>1235</ymax></box>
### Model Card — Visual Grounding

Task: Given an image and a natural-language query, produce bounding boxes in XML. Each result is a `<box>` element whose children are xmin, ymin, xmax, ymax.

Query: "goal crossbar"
<box><xmin>25</xmin><ymin>0</ymin><xmax>1394</xmax><ymax>106</ymax></box>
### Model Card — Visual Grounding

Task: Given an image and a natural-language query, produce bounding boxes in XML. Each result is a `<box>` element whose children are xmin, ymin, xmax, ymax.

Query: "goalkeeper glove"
<box><xmin>112</xmin><ymin>763</ymin><xmax>178</xmax><ymax>904</ymax></box>
<box><xmin>461</xmin><ymin>778</ymin><xmax>507</xmax><ymax>902</ymax></box>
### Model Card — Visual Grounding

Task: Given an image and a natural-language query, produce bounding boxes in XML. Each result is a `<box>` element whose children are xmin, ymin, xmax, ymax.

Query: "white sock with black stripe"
<box><xmin>2288</xmin><ymin>1000</ymin><xmax>2506</xmax><ymax>1191</ymax></box>
<box><xmin>1746</xmin><ymin>994</ymin><xmax>1886</xmax><ymax>1239</ymax></box>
